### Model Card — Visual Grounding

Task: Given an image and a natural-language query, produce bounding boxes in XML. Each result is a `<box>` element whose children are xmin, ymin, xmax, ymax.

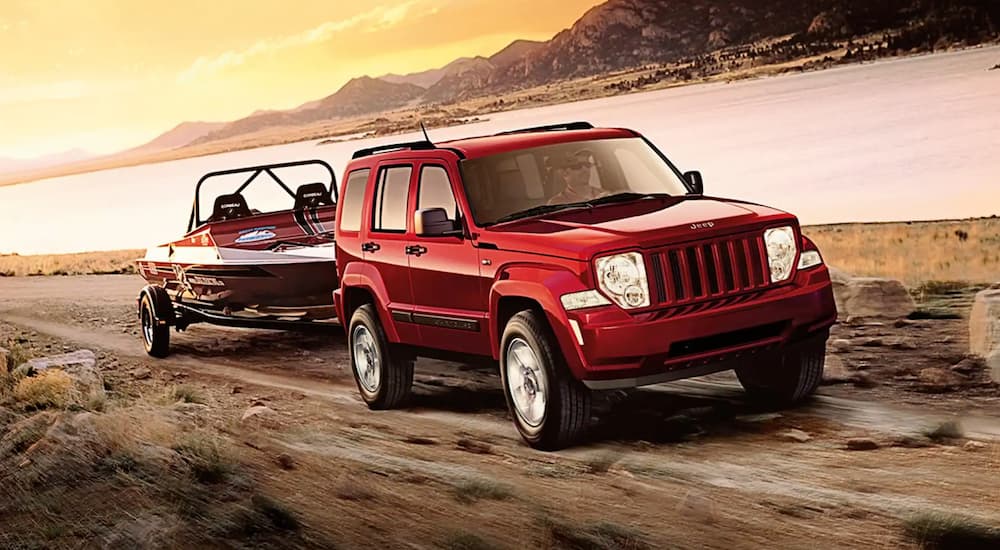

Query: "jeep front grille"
<box><xmin>648</xmin><ymin>232</ymin><xmax>772</xmax><ymax>305</ymax></box>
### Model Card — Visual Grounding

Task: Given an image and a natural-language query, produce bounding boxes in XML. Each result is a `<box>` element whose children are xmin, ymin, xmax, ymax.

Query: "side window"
<box><xmin>372</xmin><ymin>165</ymin><xmax>412</xmax><ymax>232</ymax></box>
<box><xmin>417</xmin><ymin>165</ymin><xmax>457</xmax><ymax>221</ymax></box>
<box><xmin>338</xmin><ymin>168</ymin><xmax>370</xmax><ymax>232</ymax></box>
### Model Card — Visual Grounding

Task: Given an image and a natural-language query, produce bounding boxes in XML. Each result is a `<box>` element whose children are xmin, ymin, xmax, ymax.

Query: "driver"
<box><xmin>546</xmin><ymin>149</ymin><xmax>607</xmax><ymax>205</ymax></box>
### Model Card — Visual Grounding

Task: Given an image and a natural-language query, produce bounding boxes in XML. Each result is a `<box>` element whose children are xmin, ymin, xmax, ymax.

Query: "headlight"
<box><xmin>798</xmin><ymin>250</ymin><xmax>822</xmax><ymax>270</ymax></box>
<box><xmin>764</xmin><ymin>226</ymin><xmax>796</xmax><ymax>282</ymax></box>
<box><xmin>561</xmin><ymin>290</ymin><xmax>611</xmax><ymax>311</ymax></box>
<box><xmin>595</xmin><ymin>252</ymin><xmax>650</xmax><ymax>309</ymax></box>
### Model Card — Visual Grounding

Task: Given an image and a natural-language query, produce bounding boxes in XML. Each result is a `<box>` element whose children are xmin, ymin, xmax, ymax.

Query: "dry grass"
<box><xmin>903</xmin><ymin>512</ymin><xmax>1000</xmax><ymax>549</ymax></box>
<box><xmin>165</xmin><ymin>384</ymin><xmax>206</xmax><ymax>405</ymax></box>
<box><xmin>452</xmin><ymin>478</ymin><xmax>514</xmax><ymax>504</ymax></box>
<box><xmin>13</xmin><ymin>370</ymin><xmax>74</xmax><ymax>409</ymax></box>
<box><xmin>804</xmin><ymin>217</ymin><xmax>1000</xmax><ymax>284</ymax></box>
<box><xmin>541</xmin><ymin>516</ymin><xmax>651</xmax><ymax>550</ymax></box>
<box><xmin>0</xmin><ymin>249</ymin><xmax>142</xmax><ymax>277</ymax></box>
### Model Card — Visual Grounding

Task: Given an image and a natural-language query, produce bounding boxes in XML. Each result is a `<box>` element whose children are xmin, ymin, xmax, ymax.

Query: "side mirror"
<box><xmin>415</xmin><ymin>208</ymin><xmax>461</xmax><ymax>237</ymax></box>
<box><xmin>684</xmin><ymin>171</ymin><xmax>704</xmax><ymax>194</ymax></box>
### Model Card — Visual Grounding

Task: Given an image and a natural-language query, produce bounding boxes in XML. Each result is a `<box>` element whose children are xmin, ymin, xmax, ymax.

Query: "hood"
<box><xmin>481</xmin><ymin>196</ymin><xmax>795</xmax><ymax>260</ymax></box>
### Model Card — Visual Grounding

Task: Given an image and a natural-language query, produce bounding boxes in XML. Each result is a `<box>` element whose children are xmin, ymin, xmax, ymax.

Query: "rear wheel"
<box><xmin>735</xmin><ymin>335</ymin><xmax>827</xmax><ymax>405</ymax></box>
<box><xmin>500</xmin><ymin>310</ymin><xmax>591</xmax><ymax>451</ymax></box>
<box><xmin>140</xmin><ymin>294</ymin><xmax>170</xmax><ymax>358</ymax></box>
<box><xmin>349</xmin><ymin>304</ymin><xmax>413</xmax><ymax>409</ymax></box>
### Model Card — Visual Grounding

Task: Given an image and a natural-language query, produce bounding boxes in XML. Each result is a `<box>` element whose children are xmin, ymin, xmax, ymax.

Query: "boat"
<box><xmin>135</xmin><ymin>159</ymin><xmax>339</xmax><ymax>357</ymax></box>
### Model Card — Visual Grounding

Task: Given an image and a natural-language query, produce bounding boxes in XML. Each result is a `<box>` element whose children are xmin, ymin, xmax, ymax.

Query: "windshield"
<box><xmin>458</xmin><ymin>137</ymin><xmax>689</xmax><ymax>225</ymax></box>
<box><xmin>194</xmin><ymin>162</ymin><xmax>336</xmax><ymax>228</ymax></box>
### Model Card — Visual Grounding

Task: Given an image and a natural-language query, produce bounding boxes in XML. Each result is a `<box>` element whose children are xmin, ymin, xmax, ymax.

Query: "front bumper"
<box><xmin>557</xmin><ymin>267</ymin><xmax>837</xmax><ymax>389</ymax></box>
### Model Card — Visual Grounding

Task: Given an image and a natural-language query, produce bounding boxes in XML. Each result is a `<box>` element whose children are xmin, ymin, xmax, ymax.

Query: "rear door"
<box><xmin>405</xmin><ymin>161</ymin><xmax>490</xmax><ymax>356</ymax></box>
<box><xmin>361</xmin><ymin>163</ymin><xmax>421</xmax><ymax>344</ymax></box>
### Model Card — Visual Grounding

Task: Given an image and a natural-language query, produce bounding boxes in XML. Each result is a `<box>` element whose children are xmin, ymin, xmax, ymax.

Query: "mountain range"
<box><xmin>136</xmin><ymin>0</ymin><xmax>1000</xmax><ymax>153</ymax></box>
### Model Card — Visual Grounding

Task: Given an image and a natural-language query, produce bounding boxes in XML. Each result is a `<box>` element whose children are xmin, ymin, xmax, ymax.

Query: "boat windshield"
<box><xmin>193</xmin><ymin>161</ymin><xmax>336</xmax><ymax>229</ymax></box>
<box><xmin>458</xmin><ymin>137</ymin><xmax>690</xmax><ymax>226</ymax></box>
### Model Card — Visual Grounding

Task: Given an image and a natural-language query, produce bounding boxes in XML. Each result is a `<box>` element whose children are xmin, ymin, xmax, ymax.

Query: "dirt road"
<box><xmin>2</xmin><ymin>274</ymin><xmax>999</xmax><ymax>548</ymax></box>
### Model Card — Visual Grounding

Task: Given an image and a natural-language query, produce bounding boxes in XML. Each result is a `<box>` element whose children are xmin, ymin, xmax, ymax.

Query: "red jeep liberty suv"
<box><xmin>333</xmin><ymin>122</ymin><xmax>837</xmax><ymax>450</ymax></box>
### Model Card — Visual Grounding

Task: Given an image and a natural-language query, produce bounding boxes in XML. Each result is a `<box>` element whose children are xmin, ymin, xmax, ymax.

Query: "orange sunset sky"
<box><xmin>0</xmin><ymin>0</ymin><xmax>602</xmax><ymax>159</ymax></box>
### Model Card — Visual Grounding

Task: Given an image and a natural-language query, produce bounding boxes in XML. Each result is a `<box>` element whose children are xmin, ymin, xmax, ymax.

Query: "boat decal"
<box><xmin>309</xmin><ymin>207</ymin><xmax>328</xmax><ymax>233</ymax></box>
<box><xmin>294</xmin><ymin>209</ymin><xmax>316</xmax><ymax>236</ymax></box>
<box><xmin>235</xmin><ymin>226</ymin><xmax>277</xmax><ymax>244</ymax></box>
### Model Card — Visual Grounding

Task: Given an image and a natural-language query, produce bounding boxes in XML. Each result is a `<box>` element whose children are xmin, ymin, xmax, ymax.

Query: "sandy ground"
<box><xmin>2</xmin><ymin>274</ymin><xmax>1000</xmax><ymax>548</ymax></box>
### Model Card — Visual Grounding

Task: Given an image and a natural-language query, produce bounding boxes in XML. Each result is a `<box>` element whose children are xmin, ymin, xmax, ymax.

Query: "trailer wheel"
<box><xmin>349</xmin><ymin>304</ymin><xmax>413</xmax><ymax>409</ymax></box>
<box><xmin>140</xmin><ymin>293</ymin><xmax>170</xmax><ymax>358</ymax></box>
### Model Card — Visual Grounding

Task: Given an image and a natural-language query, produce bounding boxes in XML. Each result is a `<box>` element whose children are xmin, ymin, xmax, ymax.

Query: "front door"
<box><xmin>406</xmin><ymin>163</ymin><xmax>490</xmax><ymax>356</ymax></box>
<box><xmin>362</xmin><ymin>163</ymin><xmax>420</xmax><ymax>344</ymax></box>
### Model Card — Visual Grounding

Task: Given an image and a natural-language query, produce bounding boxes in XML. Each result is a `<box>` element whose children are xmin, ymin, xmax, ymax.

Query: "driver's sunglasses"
<box><xmin>566</xmin><ymin>162</ymin><xmax>592</xmax><ymax>170</ymax></box>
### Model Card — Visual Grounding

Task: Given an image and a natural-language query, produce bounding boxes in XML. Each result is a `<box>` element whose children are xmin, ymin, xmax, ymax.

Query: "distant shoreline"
<box><xmin>2</xmin><ymin>42</ymin><xmax>996</xmax><ymax>190</ymax></box>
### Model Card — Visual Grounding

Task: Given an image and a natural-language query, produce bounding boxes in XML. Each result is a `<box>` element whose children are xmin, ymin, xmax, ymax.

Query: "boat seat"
<box><xmin>208</xmin><ymin>193</ymin><xmax>253</xmax><ymax>222</ymax></box>
<box><xmin>294</xmin><ymin>183</ymin><xmax>334</xmax><ymax>210</ymax></box>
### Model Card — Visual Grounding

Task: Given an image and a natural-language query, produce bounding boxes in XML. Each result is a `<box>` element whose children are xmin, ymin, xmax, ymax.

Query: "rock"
<box><xmin>133</xmin><ymin>368</ymin><xmax>152</xmax><ymax>380</ymax></box>
<box><xmin>231</xmin><ymin>385</ymin><xmax>243</xmax><ymax>394</ymax></box>
<box><xmin>888</xmin><ymin>339</ymin><xmax>917</xmax><ymax>351</ymax></box>
<box><xmin>950</xmin><ymin>357</ymin><xmax>983</xmax><ymax>375</ymax></box>
<box><xmin>173</xmin><ymin>402</ymin><xmax>208</xmax><ymax>415</ymax></box>
<box><xmin>845</xmin><ymin>438</ymin><xmax>879</xmax><ymax>451</ymax></box>
<box><xmin>275</xmin><ymin>452</ymin><xmax>296</xmax><ymax>470</ymax></box>
<box><xmin>821</xmin><ymin>355</ymin><xmax>854</xmax><ymax>384</ymax></box>
<box><xmin>779</xmin><ymin>429</ymin><xmax>812</xmax><ymax>443</ymax></box>
<box><xmin>240</xmin><ymin>405</ymin><xmax>278</xmax><ymax>426</ymax></box>
<box><xmin>829</xmin><ymin>339</ymin><xmax>852</xmax><ymax>353</ymax></box>
<box><xmin>917</xmin><ymin>367</ymin><xmax>965</xmax><ymax>392</ymax></box>
<box><xmin>835</xmin><ymin>277</ymin><xmax>915</xmax><ymax>319</ymax></box>
<box><xmin>894</xmin><ymin>319</ymin><xmax>917</xmax><ymax>328</ymax></box>
<box><xmin>969</xmin><ymin>289</ymin><xmax>1000</xmax><ymax>382</ymax></box>
<box><xmin>0</xmin><ymin>346</ymin><xmax>9</xmax><ymax>373</ymax></box>
<box><xmin>856</xmin><ymin>337</ymin><xmax>884</xmax><ymax>347</ymax></box>
<box><xmin>964</xmin><ymin>440</ymin><xmax>988</xmax><ymax>452</ymax></box>
<box><xmin>850</xmin><ymin>371</ymin><xmax>877</xmax><ymax>388</ymax></box>
<box><xmin>12</xmin><ymin>350</ymin><xmax>105</xmax><ymax>407</ymax></box>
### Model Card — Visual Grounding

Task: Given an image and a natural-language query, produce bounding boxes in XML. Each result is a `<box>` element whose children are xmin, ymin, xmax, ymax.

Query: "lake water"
<box><xmin>2</xmin><ymin>46</ymin><xmax>998</xmax><ymax>255</ymax></box>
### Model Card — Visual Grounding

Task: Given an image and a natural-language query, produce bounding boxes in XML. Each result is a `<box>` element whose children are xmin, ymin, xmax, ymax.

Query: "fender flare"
<box><xmin>138</xmin><ymin>285</ymin><xmax>175</xmax><ymax>326</ymax></box>
<box><xmin>488</xmin><ymin>264</ymin><xmax>590</xmax><ymax>374</ymax></box>
<box><xmin>339</xmin><ymin>261</ymin><xmax>400</xmax><ymax>343</ymax></box>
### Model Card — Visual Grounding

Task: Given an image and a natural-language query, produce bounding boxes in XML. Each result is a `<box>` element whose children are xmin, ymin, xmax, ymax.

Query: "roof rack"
<box><xmin>351</xmin><ymin>140</ymin><xmax>436</xmax><ymax>159</ymax></box>
<box><xmin>493</xmin><ymin>121</ymin><xmax>594</xmax><ymax>136</ymax></box>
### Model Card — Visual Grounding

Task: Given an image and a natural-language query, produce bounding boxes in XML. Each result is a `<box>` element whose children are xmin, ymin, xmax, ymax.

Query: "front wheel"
<box><xmin>348</xmin><ymin>304</ymin><xmax>413</xmax><ymax>410</ymax></box>
<box><xmin>500</xmin><ymin>310</ymin><xmax>591</xmax><ymax>451</ymax></box>
<box><xmin>735</xmin><ymin>335</ymin><xmax>827</xmax><ymax>405</ymax></box>
<box><xmin>140</xmin><ymin>294</ymin><xmax>170</xmax><ymax>358</ymax></box>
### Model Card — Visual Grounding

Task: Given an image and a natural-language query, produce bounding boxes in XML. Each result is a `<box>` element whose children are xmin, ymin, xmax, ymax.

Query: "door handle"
<box><xmin>405</xmin><ymin>245</ymin><xmax>427</xmax><ymax>257</ymax></box>
<box><xmin>361</xmin><ymin>242</ymin><xmax>380</xmax><ymax>253</ymax></box>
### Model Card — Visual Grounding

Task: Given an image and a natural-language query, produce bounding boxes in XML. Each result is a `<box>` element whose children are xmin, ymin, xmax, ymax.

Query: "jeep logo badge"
<box><xmin>690</xmin><ymin>221</ymin><xmax>715</xmax><ymax>229</ymax></box>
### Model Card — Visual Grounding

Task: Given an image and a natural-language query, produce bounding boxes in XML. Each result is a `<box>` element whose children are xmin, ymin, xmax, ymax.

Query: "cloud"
<box><xmin>177</xmin><ymin>1</ymin><xmax>420</xmax><ymax>83</ymax></box>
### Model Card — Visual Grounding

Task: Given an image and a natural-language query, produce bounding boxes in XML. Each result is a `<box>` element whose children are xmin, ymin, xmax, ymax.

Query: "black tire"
<box><xmin>735</xmin><ymin>335</ymin><xmax>827</xmax><ymax>405</ymax></box>
<box><xmin>140</xmin><ymin>293</ymin><xmax>170</xmax><ymax>358</ymax></box>
<box><xmin>500</xmin><ymin>310</ymin><xmax>591</xmax><ymax>451</ymax></box>
<box><xmin>348</xmin><ymin>304</ymin><xmax>413</xmax><ymax>410</ymax></box>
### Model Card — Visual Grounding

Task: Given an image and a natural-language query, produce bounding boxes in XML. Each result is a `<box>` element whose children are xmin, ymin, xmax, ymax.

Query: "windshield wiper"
<box><xmin>492</xmin><ymin>203</ymin><xmax>589</xmax><ymax>225</ymax></box>
<box><xmin>582</xmin><ymin>192</ymin><xmax>673</xmax><ymax>207</ymax></box>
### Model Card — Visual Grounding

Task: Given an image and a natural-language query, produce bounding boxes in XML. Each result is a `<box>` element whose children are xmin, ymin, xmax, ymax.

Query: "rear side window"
<box><xmin>372</xmin><ymin>166</ymin><xmax>412</xmax><ymax>232</ymax></box>
<box><xmin>417</xmin><ymin>165</ymin><xmax>457</xmax><ymax>221</ymax></box>
<box><xmin>338</xmin><ymin>169</ymin><xmax>370</xmax><ymax>232</ymax></box>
